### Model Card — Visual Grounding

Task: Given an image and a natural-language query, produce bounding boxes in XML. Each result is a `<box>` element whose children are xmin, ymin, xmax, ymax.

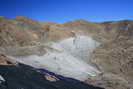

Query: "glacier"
<box><xmin>5</xmin><ymin>35</ymin><xmax>101</xmax><ymax>81</ymax></box>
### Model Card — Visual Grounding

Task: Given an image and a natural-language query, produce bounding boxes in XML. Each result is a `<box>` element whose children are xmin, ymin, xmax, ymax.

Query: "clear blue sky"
<box><xmin>0</xmin><ymin>0</ymin><xmax>133</xmax><ymax>23</ymax></box>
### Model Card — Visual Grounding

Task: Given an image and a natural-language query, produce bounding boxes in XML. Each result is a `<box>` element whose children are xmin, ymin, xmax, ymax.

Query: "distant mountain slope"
<box><xmin>0</xmin><ymin>17</ymin><xmax>49</xmax><ymax>47</ymax></box>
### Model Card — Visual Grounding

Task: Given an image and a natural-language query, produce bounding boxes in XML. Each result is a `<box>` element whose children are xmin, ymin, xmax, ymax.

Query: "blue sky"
<box><xmin>0</xmin><ymin>0</ymin><xmax>133</xmax><ymax>23</ymax></box>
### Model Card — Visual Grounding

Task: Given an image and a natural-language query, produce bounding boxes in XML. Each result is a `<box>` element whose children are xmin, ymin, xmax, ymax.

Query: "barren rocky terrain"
<box><xmin>0</xmin><ymin>16</ymin><xmax>133</xmax><ymax>89</ymax></box>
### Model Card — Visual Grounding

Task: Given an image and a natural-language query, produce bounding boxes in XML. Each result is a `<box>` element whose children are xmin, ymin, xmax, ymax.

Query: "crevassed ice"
<box><xmin>8</xmin><ymin>36</ymin><xmax>101</xmax><ymax>81</ymax></box>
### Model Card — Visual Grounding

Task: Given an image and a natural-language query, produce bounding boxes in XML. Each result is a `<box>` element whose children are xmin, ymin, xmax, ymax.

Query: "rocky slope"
<box><xmin>0</xmin><ymin>16</ymin><xmax>133</xmax><ymax>89</ymax></box>
<box><xmin>63</xmin><ymin>20</ymin><xmax>133</xmax><ymax>89</ymax></box>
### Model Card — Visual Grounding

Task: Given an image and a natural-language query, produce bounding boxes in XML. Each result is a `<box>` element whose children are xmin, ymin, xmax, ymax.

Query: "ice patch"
<box><xmin>0</xmin><ymin>75</ymin><xmax>5</xmax><ymax>83</ymax></box>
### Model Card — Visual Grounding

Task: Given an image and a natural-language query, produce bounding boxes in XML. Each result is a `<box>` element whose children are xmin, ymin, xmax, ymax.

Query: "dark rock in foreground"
<box><xmin>0</xmin><ymin>64</ymin><xmax>104</xmax><ymax>89</ymax></box>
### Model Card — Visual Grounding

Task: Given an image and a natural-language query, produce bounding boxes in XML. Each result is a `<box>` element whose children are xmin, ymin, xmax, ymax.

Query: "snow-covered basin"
<box><xmin>7</xmin><ymin>36</ymin><xmax>101</xmax><ymax>81</ymax></box>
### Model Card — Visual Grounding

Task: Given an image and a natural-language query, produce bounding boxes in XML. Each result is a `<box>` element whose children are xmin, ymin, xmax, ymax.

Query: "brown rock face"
<box><xmin>89</xmin><ymin>21</ymin><xmax>133</xmax><ymax>89</ymax></box>
<box><xmin>64</xmin><ymin>20</ymin><xmax>133</xmax><ymax>89</ymax></box>
<box><xmin>0</xmin><ymin>17</ymin><xmax>50</xmax><ymax>47</ymax></box>
<box><xmin>0</xmin><ymin>55</ymin><xmax>13</xmax><ymax>65</ymax></box>
<box><xmin>0</xmin><ymin>55</ymin><xmax>8</xmax><ymax>65</ymax></box>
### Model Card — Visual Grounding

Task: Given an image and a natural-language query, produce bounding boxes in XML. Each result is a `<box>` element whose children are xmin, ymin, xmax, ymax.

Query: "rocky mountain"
<box><xmin>0</xmin><ymin>16</ymin><xmax>133</xmax><ymax>89</ymax></box>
